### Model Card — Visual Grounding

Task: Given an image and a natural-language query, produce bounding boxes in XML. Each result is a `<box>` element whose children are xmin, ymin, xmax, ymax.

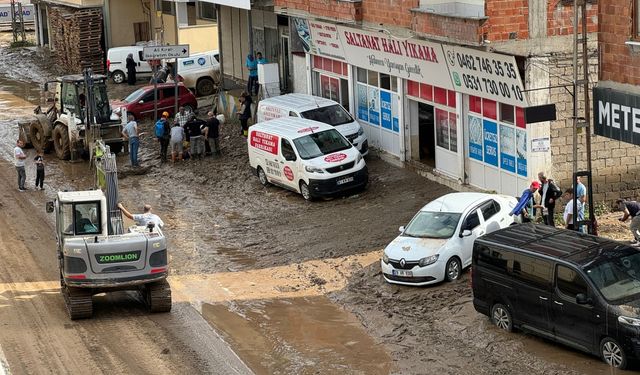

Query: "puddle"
<box><xmin>202</xmin><ymin>296</ymin><xmax>392</xmax><ymax>375</ymax></box>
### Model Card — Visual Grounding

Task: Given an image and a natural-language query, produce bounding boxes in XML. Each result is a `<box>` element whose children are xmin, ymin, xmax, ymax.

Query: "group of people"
<box><xmin>13</xmin><ymin>139</ymin><xmax>45</xmax><ymax>192</ymax></box>
<box><xmin>511</xmin><ymin>172</ymin><xmax>588</xmax><ymax>231</ymax></box>
<box><xmin>245</xmin><ymin>52</ymin><xmax>267</xmax><ymax>96</ymax></box>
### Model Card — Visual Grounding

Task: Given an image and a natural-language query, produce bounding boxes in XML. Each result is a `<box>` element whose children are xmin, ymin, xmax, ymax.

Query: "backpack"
<box><xmin>155</xmin><ymin>119</ymin><xmax>165</xmax><ymax>137</ymax></box>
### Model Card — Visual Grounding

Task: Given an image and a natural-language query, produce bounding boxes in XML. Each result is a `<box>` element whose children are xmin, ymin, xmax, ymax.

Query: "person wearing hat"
<box><xmin>510</xmin><ymin>181</ymin><xmax>541</xmax><ymax>223</ymax></box>
<box><xmin>155</xmin><ymin>111</ymin><xmax>172</xmax><ymax>163</ymax></box>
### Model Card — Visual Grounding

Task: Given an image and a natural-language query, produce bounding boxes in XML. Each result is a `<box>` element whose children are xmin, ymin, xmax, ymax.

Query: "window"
<box><xmin>281</xmin><ymin>139</ymin><xmax>296</xmax><ymax>161</ymax></box>
<box><xmin>61</xmin><ymin>83</ymin><xmax>78</xmax><ymax>113</ymax></box>
<box><xmin>500</xmin><ymin>103</ymin><xmax>514</xmax><ymax>124</ymax></box>
<box><xmin>61</xmin><ymin>202</ymin><xmax>101</xmax><ymax>235</ymax></box>
<box><xmin>380</xmin><ymin>73</ymin><xmax>391</xmax><ymax>90</ymax></box>
<box><xmin>198</xmin><ymin>2</ymin><xmax>216</xmax><ymax>21</ymax></box>
<box><xmin>292</xmin><ymin>129</ymin><xmax>351</xmax><ymax>160</ymax></box>
<box><xmin>301</xmin><ymin>104</ymin><xmax>353</xmax><ymax>126</ymax></box>
<box><xmin>464</xmin><ymin>210</ymin><xmax>481</xmax><ymax>230</ymax></box>
<box><xmin>476</xmin><ymin>245</ymin><xmax>511</xmax><ymax>273</ymax></box>
<box><xmin>480</xmin><ymin>200</ymin><xmax>499</xmax><ymax>220</ymax></box>
<box><xmin>357</xmin><ymin>68</ymin><xmax>367</xmax><ymax>83</ymax></box>
<box><xmin>367</xmin><ymin>70</ymin><xmax>378</xmax><ymax>87</ymax></box>
<box><xmin>403</xmin><ymin>212</ymin><xmax>462</xmax><ymax>239</ymax></box>
<box><xmin>512</xmin><ymin>254</ymin><xmax>553</xmax><ymax>290</ymax></box>
<box><xmin>435</xmin><ymin>109</ymin><xmax>457</xmax><ymax>152</ymax></box>
<box><xmin>556</xmin><ymin>265</ymin><xmax>588</xmax><ymax>299</ymax></box>
<box><xmin>288</xmin><ymin>111</ymin><xmax>298</xmax><ymax>117</ymax></box>
<box><xmin>161</xmin><ymin>1</ymin><xmax>175</xmax><ymax>15</ymax></box>
<box><xmin>138</xmin><ymin>51</ymin><xmax>146</xmax><ymax>61</ymax></box>
<box><xmin>133</xmin><ymin>22</ymin><xmax>150</xmax><ymax>43</ymax></box>
<box><xmin>140</xmin><ymin>91</ymin><xmax>155</xmax><ymax>103</ymax></box>
<box><xmin>161</xmin><ymin>87</ymin><xmax>176</xmax><ymax>99</ymax></box>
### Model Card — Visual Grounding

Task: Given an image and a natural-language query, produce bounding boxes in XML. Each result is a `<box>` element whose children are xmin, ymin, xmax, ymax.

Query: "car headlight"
<box><xmin>357</xmin><ymin>126</ymin><xmax>364</xmax><ymax>136</ymax></box>
<box><xmin>618</xmin><ymin>316</ymin><xmax>640</xmax><ymax>326</ymax></box>
<box><xmin>418</xmin><ymin>254</ymin><xmax>439</xmax><ymax>267</ymax></box>
<box><xmin>382</xmin><ymin>253</ymin><xmax>389</xmax><ymax>264</ymax></box>
<box><xmin>305</xmin><ymin>165</ymin><xmax>324</xmax><ymax>173</ymax></box>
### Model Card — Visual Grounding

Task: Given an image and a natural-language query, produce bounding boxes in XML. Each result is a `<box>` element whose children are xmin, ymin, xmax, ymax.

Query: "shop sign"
<box><xmin>368</xmin><ymin>87</ymin><xmax>380</xmax><ymax>126</ymax></box>
<box><xmin>516</xmin><ymin>128</ymin><xmax>527</xmax><ymax>176</ymax></box>
<box><xmin>443</xmin><ymin>45</ymin><xmax>528</xmax><ymax>107</ymax></box>
<box><xmin>593</xmin><ymin>87</ymin><xmax>640</xmax><ymax>146</ymax></box>
<box><xmin>250</xmin><ymin>131</ymin><xmax>279</xmax><ymax>155</ymax></box>
<box><xmin>499</xmin><ymin>124</ymin><xmax>516</xmax><ymax>173</ymax></box>
<box><xmin>337</xmin><ymin>26</ymin><xmax>454</xmax><ymax>90</ymax></box>
<box><xmin>483</xmin><ymin>120</ymin><xmax>499</xmax><ymax>167</ymax></box>
<box><xmin>357</xmin><ymin>84</ymin><xmax>369</xmax><ymax>122</ymax></box>
<box><xmin>380</xmin><ymin>91</ymin><xmax>393</xmax><ymax>131</ymax></box>
<box><xmin>468</xmin><ymin>115</ymin><xmax>483</xmax><ymax>162</ymax></box>
<box><xmin>531</xmin><ymin>137</ymin><xmax>550</xmax><ymax>152</ymax></box>
<box><xmin>0</xmin><ymin>5</ymin><xmax>34</xmax><ymax>24</ymax></box>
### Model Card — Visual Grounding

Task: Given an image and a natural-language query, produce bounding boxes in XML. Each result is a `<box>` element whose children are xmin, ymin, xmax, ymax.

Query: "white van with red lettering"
<box><xmin>248</xmin><ymin>118</ymin><xmax>368</xmax><ymax>200</ymax></box>
<box><xmin>256</xmin><ymin>94</ymin><xmax>368</xmax><ymax>155</ymax></box>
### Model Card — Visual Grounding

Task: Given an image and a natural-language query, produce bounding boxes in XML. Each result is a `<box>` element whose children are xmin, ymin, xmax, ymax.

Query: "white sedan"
<box><xmin>381</xmin><ymin>192</ymin><xmax>519</xmax><ymax>286</ymax></box>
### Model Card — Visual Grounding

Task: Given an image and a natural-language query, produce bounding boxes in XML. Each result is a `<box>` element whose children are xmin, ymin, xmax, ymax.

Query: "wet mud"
<box><xmin>0</xmin><ymin>32</ymin><xmax>638</xmax><ymax>374</ymax></box>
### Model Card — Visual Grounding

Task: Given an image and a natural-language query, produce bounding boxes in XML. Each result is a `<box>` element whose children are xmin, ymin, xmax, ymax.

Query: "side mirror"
<box><xmin>46</xmin><ymin>201</ymin><xmax>54</xmax><ymax>213</ymax></box>
<box><xmin>576</xmin><ymin>293</ymin><xmax>592</xmax><ymax>305</ymax></box>
<box><xmin>399</xmin><ymin>226</ymin><xmax>405</xmax><ymax>233</ymax></box>
<box><xmin>460</xmin><ymin>229</ymin><xmax>472</xmax><ymax>238</ymax></box>
<box><xmin>138</xmin><ymin>100</ymin><xmax>144</xmax><ymax>104</ymax></box>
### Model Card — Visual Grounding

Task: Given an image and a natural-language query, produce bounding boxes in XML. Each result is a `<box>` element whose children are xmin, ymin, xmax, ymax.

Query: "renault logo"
<box><xmin>399</xmin><ymin>258</ymin><xmax>406</xmax><ymax>267</ymax></box>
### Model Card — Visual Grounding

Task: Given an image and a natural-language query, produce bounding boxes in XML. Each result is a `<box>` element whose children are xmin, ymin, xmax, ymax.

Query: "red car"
<box><xmin>111</xmin><ymin>83</ymin><xmax>198</xmax><ymax>120</ymax></box>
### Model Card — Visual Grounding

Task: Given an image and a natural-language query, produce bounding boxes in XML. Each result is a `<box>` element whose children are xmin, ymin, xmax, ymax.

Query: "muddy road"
<box><xmin>0</xmin><ymin>35</ymin><xmax>637</xmax><ymax>375</ymax></box>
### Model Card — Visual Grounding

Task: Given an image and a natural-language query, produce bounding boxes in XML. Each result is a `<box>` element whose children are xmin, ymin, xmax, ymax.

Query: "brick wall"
<box><xmin>599</xmin><ymin>0</ymin><xmax>640</xmax><ymax>85</ymax></box>
<box><xmin>545</xmin><ymin>52</ymin><xmax>638</xmax><ymax>204</ymax></box>
<box><xmin>413</xmin><ymin>11</ymin><xmax>484</xmax><ymax>44</ymax></box>
<box><xmin>547</xmin><ymin>1</ymin><xmax>598</xmax><ymax>36</ymax></box>
<box><xmin>482</xmin><ymin>0</ymin><xmax>529</xmax><ymax>41</ymax></box>
<box><xmin>362</xmin><ymin>0</ymin><xmax>418</xmax><ymax>28</ymax></box>
<box><xmin>274</xmin><ymin>0</ymin><xmax>363</xmax><ymax>21</ymax></box>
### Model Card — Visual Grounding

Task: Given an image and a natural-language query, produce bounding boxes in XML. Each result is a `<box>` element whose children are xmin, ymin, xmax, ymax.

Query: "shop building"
<box><xmin>274</xmin><ymin>0</ymin><xmax>600</xmax><ymax>199</ymax></box>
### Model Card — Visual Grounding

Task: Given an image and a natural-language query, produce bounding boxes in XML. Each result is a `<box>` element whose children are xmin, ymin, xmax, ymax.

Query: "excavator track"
<box><xmin>145</xmin><ymin>279</ymin><xmax>172</xmax><ymax>313</ymax></box>
<box><xmin>62</xmin><ymin>285</ymin><xmax>93</xmax><ymax>320</ymax></box>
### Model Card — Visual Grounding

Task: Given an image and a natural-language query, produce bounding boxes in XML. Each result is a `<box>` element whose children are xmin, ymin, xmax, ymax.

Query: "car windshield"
<box><xmin>292</xmin><ymin>129</ymin><xmax>352</xmax><ymax>160</ymax></box>
<box><xmin>300</xmin><ymin>104</ymin><xmax>354</xmax><ymax>126</ymax></box>
<box><xmin>123</xmin><ymin>88</ymin><xmax>146</xmax><ymax>103</ymax></box>
<box><xmin>403</xmin><ymin>211</ymin><xmax>462</xmax><ymax>239</ymax></box>
<box><xmin>585</xmin><ymin>247</ymin><xmax>640</xmax><ymax>302</ymax></box>
<box><xmin>61</xmin><ymin>202</ymin><xmax>101</xmax><ymax>236</ymax></box>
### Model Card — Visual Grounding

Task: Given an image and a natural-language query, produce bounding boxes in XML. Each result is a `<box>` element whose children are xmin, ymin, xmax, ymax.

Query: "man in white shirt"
<box><xmin>14</xmin><ymin>139</ymin><xmax>27</xmax><ymax>191</ymax></box>
<box><xmin>563</xmin><ymin>187</ymin><xmax>584</xmax><ymax>231</ymax></box>
<box><xmin>117</xmin><ymin>202</ymin><xmax>164</xmax><ymax>229</ymax></box>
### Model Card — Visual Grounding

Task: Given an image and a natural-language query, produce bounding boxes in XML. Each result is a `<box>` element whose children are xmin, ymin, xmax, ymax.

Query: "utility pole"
<box><xmin>572</xmin><ymin>0</ymin><xmax>595</xmax><ymax>234</ymax></box>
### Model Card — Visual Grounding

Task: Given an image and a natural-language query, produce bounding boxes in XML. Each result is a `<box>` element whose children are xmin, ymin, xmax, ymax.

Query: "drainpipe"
<box><xmin>217</xmin><ymin>4</ymin><xmax>224</xmax><ymax>91</ymax></box>
<box><xmin>103</xmin><ymin>0</ymin><xmax>111</xmax><ymax>49</ymax></box>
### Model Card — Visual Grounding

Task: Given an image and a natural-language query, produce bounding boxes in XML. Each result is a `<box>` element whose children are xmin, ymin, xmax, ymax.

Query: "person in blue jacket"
<box><xmin>510</xmin><ymin>181</ymin><xmax>540</xmax><ymax>223</ymax></box>
<box><xmin>246</xmin><ymin>54</ymin><xmax>258</xmax><ymax>96</ymax></box>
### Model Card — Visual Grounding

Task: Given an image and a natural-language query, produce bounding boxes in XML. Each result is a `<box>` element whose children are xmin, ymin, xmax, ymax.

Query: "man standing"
<box><xmin>246</xmin><ymin>54</ymin><xmax>258</xmax><ymax>96</ymax></box>
<box><xmin>617</xmin><ymin>199</ymin><xmax>640</xmax><ymax>246</ymax></box>
<box><xmin>174</xmin><ymin>106</ymin><xmax>190</xmax><ymax>128</ymax></box>
<box><xmin>203</xmin><ymin>111</ymin><xmax>221</xmax><ymax>156</ymax></box>
<box><xmin>185</xmin><ymin>114</ymin><xmax>206</xmax><ymax>160</ymax></box>
<box><xmin>563</xmin><ymin>188</ymin><xmax>584</xmax><ymax>231</ymax></box>
<box><xmin>14</xmin><ymin>139</ymin><xmax>27</xmax><ymax>191</ymax></box>
<box><xmin>122</xmin><ymin>113</ymin><xmax>140</xmax><ymax>167</ymax></box>
<box><xmin>155</xmin><ymin>111</ymin><xmax>171</xmax><ymax>162</ymax></box>
<box><xmin>535</xmin><ymin>172</ymin><xmax>562</xmax><ymax>226</ymax></box>
<box><xmin>510</xmin><ymin>181</ymin><xmax>540</xmax><ymax>223</ymax></box>
<box><xmin>576</xmin><ymin>176</ymin><xmax>587</xmax><ymax>204</ymax></box>
<box><xmin>117</xmin><ymin>203</ymin><xmax>164</xmax><ymax>229</ymax></box>
<box><xmin>126</xmin><ymin>53</ymin><xmax>137</xmax><ymax>85</ymax></box>
<box><xmin>237</xmin><ymin>93</ymin><xmax>252</xmax><ymax>137</ymax></box>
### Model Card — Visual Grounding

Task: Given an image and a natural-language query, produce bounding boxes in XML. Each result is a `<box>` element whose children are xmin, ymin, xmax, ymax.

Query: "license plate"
<box><xmin>336</xmin><ymin>176</ymin><xmax>354</xmax><ymax>185</ymax></box>
<box><xmin>392</xmin><ymin>269</ymin><xmax>413</xmax><ymax>277</ymax></box>
<box><xmin>96</xmin><ymin>251</ymin><xmax>141</xmax><ymax>264</ymax></box>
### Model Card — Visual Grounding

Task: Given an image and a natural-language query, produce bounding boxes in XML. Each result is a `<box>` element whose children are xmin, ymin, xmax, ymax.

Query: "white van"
<box><xmin>107</xmin><ymin>46</ymin><xmax>153</xmax><ymax>84</ymax></box>
<box><xmin>248</xmin><ymin>118</ymin><xmax>368</xmax><ymax>200</ymax></box>
<box><xmin>256</xmin><ymin>94</ymin><xmax>369</xmax><ymax>155</ymax></box>
<box><xmin>174</xmin><ymin>50</ymin><xmax>220</xmax><ymax>96</ymax></box>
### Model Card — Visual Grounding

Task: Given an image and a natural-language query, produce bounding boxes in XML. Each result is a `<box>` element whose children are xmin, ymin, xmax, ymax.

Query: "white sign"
<box><xmin>143</xmin><ymin>45</ymin><xmax>190</xmax><ymax>60</ymax></box>
<box><xmin>199</xmin><ymin>0</ymin><xmax>250</xmax><ymax>10</ymax></box>
<box><xmin>531</xmin><ymin>137</ymin><xmax>550</xmax><ymax>152</ymax></box>
<box><xmin>308</xmin><ymin>20</ymin><xmax>346</xmax><ymax>61</ymax></box>
<box><xmin>337</xmin><ymin>26</ymin><xmax>453</xmax><ymax>90</ymax></box>
<box><xmin>0</xmin><ymin>5</ymin><xmax>34</xmax><ymax>24</ymax></box>
<box><xmin>443</xmin><ymin>45</ymin><xmax>528</xmax><ymax>107</ymax></box>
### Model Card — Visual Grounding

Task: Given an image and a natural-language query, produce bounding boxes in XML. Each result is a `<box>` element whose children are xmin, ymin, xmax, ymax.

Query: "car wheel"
<box><xmin>196</xmin><ymin>78</ymin><xmax>215</xmax><ymax>96</ymax></box>
<box><xmin>445</xmin><ymin>257</ymin><xmax>462</xmax><ymax>281</ymax></box>
<box><xmin>600</xmin><ymin>337</ymin><xmax>627</xmax><ymax>369</ymax></box>
<box><xmin>300</xmin><ymin>181</ymin><xmax>312</xmax><ymax>201</ymax></box>
<box><xmin>491</xmin><ymin>303</ymin><xmax>513</xmax><ymax>332</ymax></box>
<box><xmin>257</xmin><ymin>167</ymin><xmax>269</xmax><ymax>186</ymax></box>
<box><xmin>112</xmin><ymin>70</ymin><xmax>125</xmax><ymax>84</ymax></box>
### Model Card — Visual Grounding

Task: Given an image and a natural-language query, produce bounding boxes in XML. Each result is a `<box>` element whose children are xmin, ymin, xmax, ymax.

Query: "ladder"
<box><xmin>571</xmin><ymin>0</ymin><xmax>596</xmax><ymax>234</ymax></box>
<box><xmin>10</xmin><ymin>1</ymin><xmax>26</xmax><ymax>44</ymax></box>
<box><xmin>93</xmin><ymin>140</ymin><xmax>124</xmax><ymax>235</ymax></box>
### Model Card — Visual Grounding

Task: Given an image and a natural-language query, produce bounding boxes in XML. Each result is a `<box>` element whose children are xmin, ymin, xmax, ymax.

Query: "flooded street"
<box><xmin>0</xmin><ymin>36</ymin><xmax>638</xmax><ymax>374</ymax></box>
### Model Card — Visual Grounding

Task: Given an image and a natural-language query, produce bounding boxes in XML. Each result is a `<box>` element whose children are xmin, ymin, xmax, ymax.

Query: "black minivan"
<box><xmin>472</xmin><ymin>223</ymin><xmax>640</xmax><ymax>369</ymax></box>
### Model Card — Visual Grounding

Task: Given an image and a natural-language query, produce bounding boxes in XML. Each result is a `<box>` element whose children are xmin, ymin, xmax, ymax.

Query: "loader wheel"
<box><xmin>52</xmin><ymin>125</ymin><xmax>71</xmax><ymax>160</ymax></box>
<box><xmin>62</xmin><ymin>285</ymin><xmax>93</xmax><ymax>320</ymax></box>
<box><xmin>29</xmin><ymin>120</ymin><xmax>49</xmax><ymax>152</ymax></box>
<box><xmin>145</xmin><ymin>280</ymin><xmax>172</xmax><ymax>313</ymax></box>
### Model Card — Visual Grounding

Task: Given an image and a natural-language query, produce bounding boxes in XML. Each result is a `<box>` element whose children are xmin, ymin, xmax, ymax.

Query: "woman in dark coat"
<box><xmin>126</xmin><ymin>53</ymin><xmax>137</xmax><ymax>85</ymax></box>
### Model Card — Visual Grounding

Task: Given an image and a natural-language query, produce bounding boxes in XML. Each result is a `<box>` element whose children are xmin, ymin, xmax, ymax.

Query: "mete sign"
<box><xmin>143</xmin><ymin>45</ymin><xmax>190</xmax><ymax>60</ymax></box>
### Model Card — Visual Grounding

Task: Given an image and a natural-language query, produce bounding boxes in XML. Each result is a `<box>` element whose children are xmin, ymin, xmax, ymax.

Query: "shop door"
<box><xmin>418</xmin><ymin>103</ymin><xmax>435</xmax><ymax>167</ymax></box>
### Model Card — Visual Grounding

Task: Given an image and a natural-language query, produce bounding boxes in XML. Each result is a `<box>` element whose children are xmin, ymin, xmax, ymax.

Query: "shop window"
<box><xmin>482</xmin><ymin>98</ymin><xmax>497</xmax><ymax>120</ymax></box>
<box><xmin>436</xmin><ymin>108</ymin><xmax>457</xmax><ymax>152</ymax></box>
<box><xmin>500</xmin><ymin>103</ymin><xmax>514</xmax><ymax>124</ymax></box>
<box><xmin>340</xmin><ymin>78</ymin><xmax>350</xmax><ymax>111</ymax></box>
<box><xmin>332</xmin><ymin>60</ymin><xmax>342</xmax><ymax>75</ymax></box>
<box><xmin>391</xmin><ymin>77</ymin><xmax>398</xmax><ymax>93</ymax></box>
<box><xmin>368</xmin><ymin>70</ymin><xmax>378</xmax><ymax>87</ymax></box>
<box><xmin>380</xmin><ymin>73</ymin><xmax>391</xmax><ymax>90</ymax></box>
<box><xmin>313</xmin><ymin>55</ymin><xmax>322</xmax><ymax>70</ymax></box>
<box><xmin>449</xmin><ymin>112</ymin><xmax>457</xmax><ymax>152</ymax></box>
<box><xmin>312</xmin><ymin>71</ymin><xmax>320</xmax><ymax>97</ymax></box>
<box><xmin>343</xmin><ymin>63</ymin><xmax>349</xmax><ymax>76</ymax></box>
<box><xmin>408</xmin><ymin>80</ymin><xmax>420</xmax><ymax>97</ymax></box>
<box><xmin>420</xmin><ymin>84</ymin><xmax>432</xmax><ymax>101</ymax></box>
<box><xmin>434</xmin><ymin>87</ymin><xmax>447</xmax><ymax>106</ymax></box>
<box><xmin>516</xmin><ymin>107</ymin><xmax>525</xmax><ymax>128</ymax></box>
<box><xmin>357</xmin><ymin>68</ymin><xmax>367</xmax><ymax>84</ymax></box>
<box><xmin>161</xmin><ymin>1</ymin><xmax>175</xmax><ymax>15</ymax></box>
<box><xmin>469</xmin><ymin>95</ymin><xmax>482</xmax><ymax>114</ymax></box>
<box><xmin>447</xmin><ymin>90</ymin><xmax>456</xmax><ymax>108</ymax></box>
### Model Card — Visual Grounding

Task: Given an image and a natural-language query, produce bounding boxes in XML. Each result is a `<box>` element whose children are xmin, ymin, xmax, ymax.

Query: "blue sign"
<box><xmin>468</xmin><ymin>115</ymin><xmax>483</xmax><ymax>162</ymax></box>
<box><xmin>393</xmin><ymin>118</ymin><xmax>399</xmax><ymax>132</ymax></box>
<box><xmin>368</xmin><ymin>87</ymin><xmax>380</xmax><ymax>126</ymax></box>
<box><xmin>499</xmin><ymin>124</ymin><xmax>516</xmax><ymax>173</ymax></box>
<box><xmin>516</xmin><ymin>128</ymin><xmax>527</xmax><ymax>177</ymax></box>
<box><xmin>483</xmin><ymin>120</ymin><xmax>498</xmax><ymax>167</ymax></box>
<box><xmin>357</xmin><ymin>84</ymin><xmax>368</xmax><ymax>122</ymax></box>
<box><xmin>197</xmin><ymin>57</ymin><xmax>206</xmax><ymax>66</ymax></box>
<box><xmin>380</xmin><ymin>91</ymin><xmax>392</xmax><ymax>130</ymax></box>
<box><xmin>500</xmin><ymin>152</ymin><xmax>516</xmax><ymax>173</ymax></box>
